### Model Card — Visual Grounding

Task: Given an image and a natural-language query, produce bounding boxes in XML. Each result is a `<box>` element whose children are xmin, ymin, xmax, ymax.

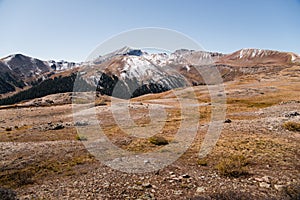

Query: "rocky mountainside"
<box><xmin>217</xmin><ymin>48</ymin><xmax>300</xmax><ymax>67</ymax></box>
<box><xmin>0</xmin><ymin>54</ymin><xmax>79</xmax><ymax>94</ymax></box>
<box><xmin>83</xmin><ymin>47</ymin><xmax>299</xmax><ymax>98</ymax></box>
<box><xmin>0</xmin><ymin>48</ymin><xmax>299</xmax><ymax>104</ymax></box>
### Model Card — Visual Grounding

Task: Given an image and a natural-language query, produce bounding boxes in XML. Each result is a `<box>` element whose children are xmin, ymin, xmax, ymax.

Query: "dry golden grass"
<box><xmin>0</xmin><ymin>153</ymin><xmax>95</xmax><ymax>188</ymax></box>
<box><xmin>216</xmin><ymin>155</ymin><xmax>249</xmax><ymax>178</ymax></box>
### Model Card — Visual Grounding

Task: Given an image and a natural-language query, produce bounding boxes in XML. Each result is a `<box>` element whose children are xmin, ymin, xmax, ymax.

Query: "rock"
<box><xmin>255</xmin><ymin>176</ymin><xmax>270</xmax><ymax>183</ymax></box>
<box><xmin>259</xmin><ymin>182</ymin><xmax>270</xmax><ymax>188</ymax></box>
<box><xmin>284</xmin><ymin>111</ymin><xmax>300</xmax><ymax>118</ymax></box>
<box><xmin>172</xmin><ymin>177</ymin><xmax>181</xmax><ymax>181</ymax></box>
<box><xmin>45</xmin><ymin>99</ymin><xmax>54</xmax><ymax>104</ymax></box>
<box><xmin>181</xmin><ymin>174</ymin><xmax>190</xmax><ymax>178</ymax></box>
<box><xmin>170</xmin><ymin>174</ymin><xmax>176</xmax><ymax>179</ymax></box>
<box><xmin>75</xmin><ymin>121</ymin><xmax>89</xmax><ymax>126</ymax></box>
<box><xmin>255</xmin><ymin>177</ymin><xmax>262</xmax><ymax>181</ymax></box>
<box><xmin>196</xmin><ymin>187</ymin><xmax>205</xmax><ymax>193</ymax></box>
<box><xmin>224</xmin><ymin>119</ymin><xmax>232</xmax><ymax>123</ymax></box>
<box><xmin>51</xmin><ymin>123</ymin><xmax>64</xmax><ymax>130</ymax></box>
<box><xmin>173</xmin><ymin>190</ymin><xmax>183</xmax><ymax>195</ymax></box>
<box><xmin>142</xmin><ymin>183</ymin><xmax>152</xmax><ymax>188</ymax></box>
<box><xmin>274</xmin><ymin>184</ymin><xmax>285</xmax><ymax>191</ymax></box>
<box><xmin>262</xmin><ymin>176</ymin><xmax>271</xmax><ymax>183</ymax></box>
<box><xmin>132</xmin><ymin>185</ymin><xmax>144</xmax><ymax>191</ymax></box>
<box><xmin>144</xmin><ymin>160</ymin><xmax>150</xmax><ymax>164</ymax></box>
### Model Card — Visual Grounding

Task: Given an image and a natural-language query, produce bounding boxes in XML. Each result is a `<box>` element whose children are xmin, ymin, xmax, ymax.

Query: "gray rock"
<box><xmin>274</xmin><ymin>184</ymin><xmax>285</xmax><ymax>191</ymax></box>
<box><xmin>51</xmin><ymin>123</ymin><xmax>64</xmax><ymax>130</ymax></box>
<box><xmin>284</xmin><ymin>111</ymin><xmax>300</xmax><ymax>118</ymax></box>
<box><xmin>196</xmin><ymin>186</ymin><xmax>205</xmax><ymax>193</ymax></box>
<box><xmin>181</xmin><ymin>174</ymin><xmax>190</xmax><ymax>178</ymax></box>
<box><xmin>173</xmin><ymin>190</ymin><xmax>183</xmax><ymax>195</ymax></box>
<box><xmin>259</xmin><ymin>182</ymin><xmax>270</xmax><ymax>188</ymax></box>
<box><xmin>142</xmin><ymin>183</ymin><xmax>152</xmax><ymax>188</ymax></box>
<box><xmin>75</xmin><ymin>121</ymin><xmax>89</xmax><ymax>126</ymax></box>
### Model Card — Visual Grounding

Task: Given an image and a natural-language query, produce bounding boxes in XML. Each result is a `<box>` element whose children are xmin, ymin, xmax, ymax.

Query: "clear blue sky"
<box><xmin>0</xmin><ymin>0</ymin><xmax>299</xmax><ymax>62</ymax></box>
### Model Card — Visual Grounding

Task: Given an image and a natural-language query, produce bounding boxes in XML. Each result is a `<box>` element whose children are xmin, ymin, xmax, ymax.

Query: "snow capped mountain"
<box><xmin>81</xmin><ymin>52</ymin><xmax>188</xmax><ymax>98</ymax></box>
<box><xmin>47</xmin><ymin>60</ymin><xmax>79</xmax><ymax>71</ymax></box>
<box><xmin>85</xmin><ymin>47</ymin><xmax>299</xmax><ymax>98</ymax></box>
<box><xmin>0</xmin><ymin>54</ymin><xmax>80</xmax><ymax>94</ymax></box>
<box><xmin>0</xmin><ymin>47</ymin><xmax>299</xmax><ymax>101</ymax></box>
<box><xmin>217</xmin><ymin>48</ymin><xmax>300</xmax><ymax>66</ymax></box>
<box><xmin>93</xmin><ymin>46</ymin><xmax>145</xmax><ymax>64</ymax></box>
<box><xmin>0</xmin><ymin>54</ymin><xmax>49</xmax><ymax>76</ymax></box>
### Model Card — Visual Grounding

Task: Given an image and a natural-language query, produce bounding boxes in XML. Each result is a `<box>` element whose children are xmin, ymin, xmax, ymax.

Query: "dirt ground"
<box><xmin>0</xmin><ymin>66</ymin><xmax>299</xmax><ymax>199</ymax></box>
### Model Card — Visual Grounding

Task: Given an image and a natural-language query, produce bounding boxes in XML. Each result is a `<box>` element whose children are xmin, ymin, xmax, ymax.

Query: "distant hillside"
<box><xmin>0</xmin><ymin>74</ymin><xmax>94</xmax><ymax>106</ymax></box>
<box><xmin>0</xmin><ymin>48</ymin><xmax>299</xmax><ymax>105</ymax></box>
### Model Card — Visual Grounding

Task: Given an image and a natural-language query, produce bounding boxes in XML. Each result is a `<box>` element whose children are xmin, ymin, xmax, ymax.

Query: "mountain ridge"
<box><xmin>0</xmin><ymin>47</ymin><xmax>299</xmax><ymax>104</ymax></box>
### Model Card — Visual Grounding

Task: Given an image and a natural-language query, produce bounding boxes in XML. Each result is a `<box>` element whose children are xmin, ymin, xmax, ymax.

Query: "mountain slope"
<box><xmin>0</xmin><ymin>54</ymin><xmax>79</xmax><ymax>95</ymax></box>
<box><xmin>216</xmin><ymin>48</ymin><xmax>300</xmax><ymax>67</ymax></box>
<box><xmin>0</xmin><ymin>48</ymin><xmax>299</xmax><ymax>104</ymax></box>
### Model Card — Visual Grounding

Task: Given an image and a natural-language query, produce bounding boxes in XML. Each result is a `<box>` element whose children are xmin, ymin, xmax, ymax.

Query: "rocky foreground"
<box><xmin>0</xmin><ymin>64</ymin><xmax>300</xmax><ymax>199</ymax></box>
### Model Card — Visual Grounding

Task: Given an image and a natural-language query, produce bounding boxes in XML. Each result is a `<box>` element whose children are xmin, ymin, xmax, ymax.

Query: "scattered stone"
<box><xmin>142</xmin><ymin>183</ymin><xmax>152</xmax><ymax>188</ymax></box>
<box><xmin>45</xmin><ymin>99</ymin><xmax>54</xmax><ymax>104</ymax></box>
<box><xmin>284</xmin><ymin>111</ymin><xmax>300</xmax><ymax>118</ymax></box>
<box><xmin>132</xmin><ymin>185</ymin><xmax>144</xmax><ymax>191</ymax></box>
<box><xmin>196</xmin><ymin>186</ymin><xmax>205</xmax><ymax>193</ymax></box>
<box><xmin>144</xmin><ymin>160</ymin><xmax>150</xmax><ymax>164</ymax></box>
<box><xmin>51</xmin><ymin>123</ymin><xmax>64</xmax><ymax>130</ymax></box>
<box><xmin>262</xmin><ymin>176</ymin><xmax>271</xmax><ymax>183</ymax></box>
<box><xmin>173</xmin><ymin>190</ymin><xmax>183</xmax><ymax>195</ymax></box>
<box><xmin>170</xmin><ymin>174</ymin><xmax>176</xmax><ymax>179</ymax></box>
<box><xmin>255</xmin><ymin>176</ymin><xmax>270</xmax><ymax>183</ymax></box>
<box><xmin>172</xmin><ymin>177</ymin><xmax>181</xmax><ymax>181</ymax></box>
<box><xmin>274</xmin><ymin>184</ymin><xmax>285</xmax><ymax>191</ymax></box>
<box><xmin>224</xmin><ymin>119</ymin><xmax>232</xmax><ymax>123</ymax></box>
<box><xmin>75</xmin><ymin>121</ymin><xmax>89</xmax><ymax>126</ymax></box>
<box><xmin>259</xmin><ymin>182</ymin><xmax>270</xmax><ymax>188</ymax></box>
<box><xmin>181</xmin><ymin>174</ymin><xmax>190</xmax><ymax>178</ymax></box>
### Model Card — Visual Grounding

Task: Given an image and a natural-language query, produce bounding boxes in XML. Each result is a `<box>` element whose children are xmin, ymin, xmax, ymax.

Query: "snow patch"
<box><xmin>239</xmin><ymin>50</ymin><xmax>244</xmax><ymax>59</ymax></box>
<box><xmin>185</xmin><ymin>65</ymin><xmax>190</xmax><ymax>72</ymax></box>
<box><xmin>291</xmin><ymin>55</ymin><xmax>296</xmax><ymax>62</ymax></box>
<box><xmin>2</xmin><ymin>56</ymin><xmax>13</xmax><ymax>70</ymax></box>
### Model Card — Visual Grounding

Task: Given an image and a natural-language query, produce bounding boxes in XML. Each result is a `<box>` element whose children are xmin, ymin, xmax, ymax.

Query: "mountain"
<box><xmin>217</xmin><ymin>48</ymin><xmax>300</xmax><ymax>67</ymax></box>
<box><xmin>85</xmin><ymin>47</ymin><xmax>299</xmax><ymax>98</ymax></box>
<box><xmin>0</xmin><ymin>54</ymin><xmax>79</xmax><ymax>95</ymax></box>
<box><xmin>93</xmin><ymin>46</ymin><xmax>144</xmax><ymax>64</ymax></box>
<box><xmin>0</xmin><ymin>47</ymin><xmax>299</xmax><ymax>105</ymax></box>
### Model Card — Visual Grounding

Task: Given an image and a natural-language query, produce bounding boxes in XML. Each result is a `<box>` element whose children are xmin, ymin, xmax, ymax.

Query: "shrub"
<box><xmin>75</xmin><ymin>135</ymin><xmax>88</xmax><ymax>141</ymax></box>
<box><xmin>197</xmin><ymin>159</ymin><xmax>208</xmax><ymax>166</ymax></box>
<box><xmin>283</xmin><ymin>121</ymin><xmax>300</xmax><ymax>132</ymax></box>
<box><xmin>216</xmin><ymin>155</ymin><xmax>249</xmax><ymax>178</ymax></box>
<box><xmin>148</xmin><ymin>136</ymin><xmax>168</xmax><ymax>146</ymax></box>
